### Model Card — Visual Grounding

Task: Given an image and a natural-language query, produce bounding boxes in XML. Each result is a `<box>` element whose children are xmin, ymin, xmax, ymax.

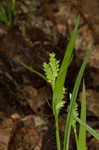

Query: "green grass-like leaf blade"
<box><xmin>6</xmin><ymin>0</ymin><xmax>12</xmax><ymax>24</ymax></box>
<box><xmin>10</xmin><ymin>0</ymin><xmax>16</xmax><ymax>17</ymax></box>
<box><xmin>75</xmin><ymin>117</ymin><xmax>99</xmax><ymax>140</ymax></box>
<box><xmin>53</xmin><ymin>15</ymin><xmax>80</xmax><ymax>116</ymax></box>
<box><xmin>0</xmin><ymin>3</ymin><xmax>8</xmax><ymax>24</ymax></box>
<box><xmin>20</xmin><ymin>61</ymin><xmax>47</xmax><ymax>81</ymax></box>
<box><xmin>78</xmin><ymin>80</ymin><xmax>86</xmax><ymax>150</ymax></box>
<box><xmin>63</xmin><ymin>48</ymin><xmax>93</xmax><ymax>150</ymax></box>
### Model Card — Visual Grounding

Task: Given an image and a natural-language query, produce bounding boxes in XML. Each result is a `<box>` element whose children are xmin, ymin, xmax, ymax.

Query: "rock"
<box><xmin>10</xmin><ymin>115</ymin><xmax>43</xmax><ymax>150</ymax></box>
<box><xmin>0</xmin><ymin>112</ymin><xmax>15</xmax><ymax>150</ymax></box>
<box><xmin>32</xmin><ymin>115</ymin><xmax>48</xmax><ymax>131</ymax></box>
<box><xmin>0</xmin><ymin>112</ymin><xmax>46</xmax><ymax>150</ymax></box>
<box><xmin>75</xmin><ymin>25</ymin><xmax>94</xmax><ymax>51</ymax></box>
<box><xmin>75</xmin><ymin>25</ymin><xmax>99</xmax><ymax>70</ymax></box>
<box><xmin>23</xmin><ymin>85</ymin><xmax>51</xmax><ymax>114</ymax></box>
<box><xmin>80</xmin><ymin>0</ymin><xmax>99</xmax><ymax>41</ymax></box>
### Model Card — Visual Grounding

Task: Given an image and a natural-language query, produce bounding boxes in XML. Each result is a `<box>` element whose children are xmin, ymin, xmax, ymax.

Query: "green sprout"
<box><xmin>20</xmin><ymin>16</ymin><xmax>99</xmax><ymax>150</ymax></box>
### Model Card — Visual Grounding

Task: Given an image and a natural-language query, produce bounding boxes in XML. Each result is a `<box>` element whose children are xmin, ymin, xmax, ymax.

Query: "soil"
<box><xmin>0</xmin><ymin>0</ymin><xmax>99</xmax><ymax>150</ymax></box>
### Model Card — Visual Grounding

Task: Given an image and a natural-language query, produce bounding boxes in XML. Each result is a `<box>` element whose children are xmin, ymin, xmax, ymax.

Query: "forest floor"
<box><xmin>0</xmin><ymin>0</ymin><xmax>99</xmax><ymax>150</ymax></box>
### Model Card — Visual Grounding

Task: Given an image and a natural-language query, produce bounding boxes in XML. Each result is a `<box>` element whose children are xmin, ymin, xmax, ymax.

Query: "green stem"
<box><xmin>74</xmin><ymin>127</ymin><xmax>78</xmax><ymax>149</ymax></box>
<box><xmin>55</xmin><ymin>116</ymin><xmax>61</xmax><ymax>150</ymax></box>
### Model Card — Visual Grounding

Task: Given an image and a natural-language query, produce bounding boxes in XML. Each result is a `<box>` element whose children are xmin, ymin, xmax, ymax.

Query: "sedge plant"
<box><xmin>0</xmin><ymin>0</ymin><xmax>16</xmax><ymax>27</ymax></box>
<box><xmin>20</xmin><ymin>16</ymin><xmax>99</xmax><ymax>150</ymax></box>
